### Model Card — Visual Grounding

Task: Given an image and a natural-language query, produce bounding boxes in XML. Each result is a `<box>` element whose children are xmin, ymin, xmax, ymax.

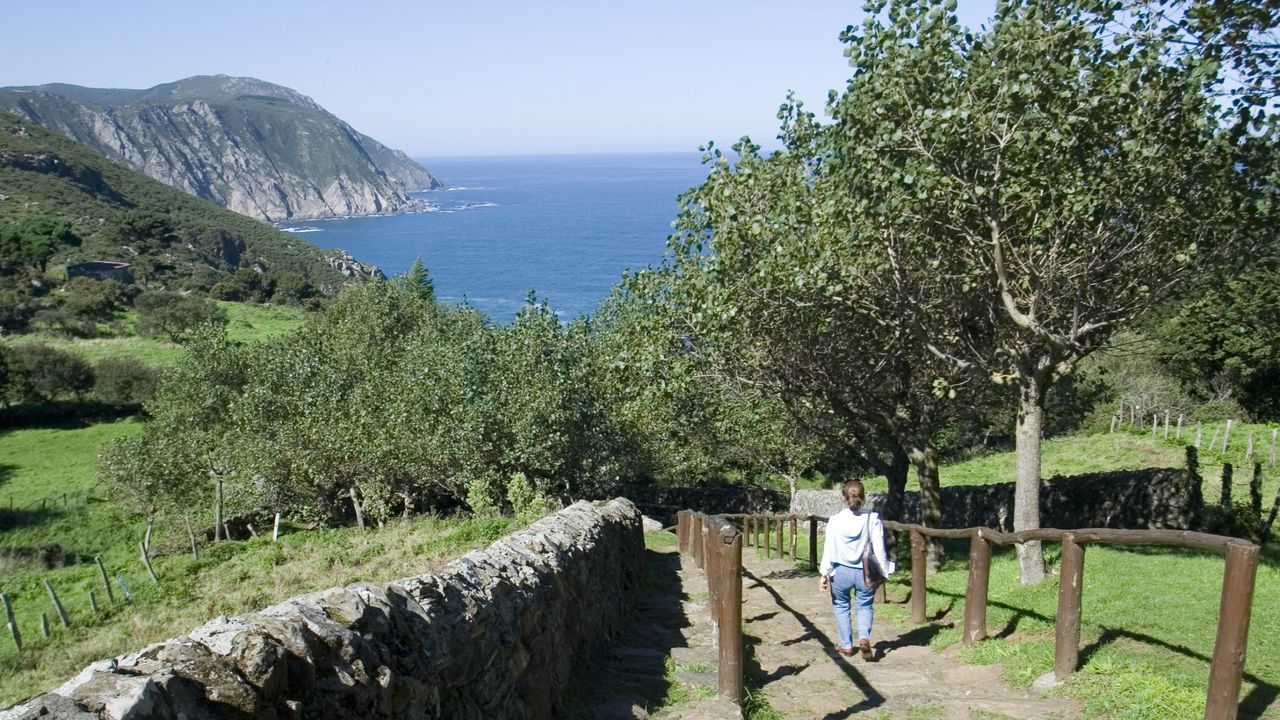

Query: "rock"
<box><xmin>642</xmin><ymin>515</ymin><xmax>665</xmax><ymax>533</ymax></box>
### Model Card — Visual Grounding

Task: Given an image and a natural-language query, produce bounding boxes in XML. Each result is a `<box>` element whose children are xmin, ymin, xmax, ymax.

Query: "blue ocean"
<box><xmin>282</xmin><ymin>153</ymin><xmax>710</xmax><ymax>322</ymax></box>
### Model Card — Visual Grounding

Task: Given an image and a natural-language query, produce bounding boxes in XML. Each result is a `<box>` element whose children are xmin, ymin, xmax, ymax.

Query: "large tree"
<box><xmin>826</xmin><ymin>0</ymin><xmax>1247</xmax><ymax>582</ymax></box>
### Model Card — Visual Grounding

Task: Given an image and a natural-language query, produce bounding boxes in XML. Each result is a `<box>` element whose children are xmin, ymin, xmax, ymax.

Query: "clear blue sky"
<box><xmin>1</xmin><ymin>1</ymin><xmax>995</xmax><ymax>157</ymax></box>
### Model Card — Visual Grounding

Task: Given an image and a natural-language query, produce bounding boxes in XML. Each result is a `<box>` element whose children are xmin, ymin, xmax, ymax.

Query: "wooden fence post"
<box><xmin>95</xmin><ymin>556</ymin><xmax>115</xmax><ymax>604</ymax></box>
<box><xmin>1164</xmin><ymin>414</ymin><xmax>1171</xmax><ymax>439</ymax></box>
<box><xmin>693</xmin><ymin>515</ymin><xmax>704</xmax><ymax>569</ymax></box>
<box><xmin>1153</xmin><ymin>414</ymin><xmax>1159</xmax><ymax>437</ymax></box>
<box><xmin>1177</xmin><ymin>415</ymin><xmax>1184</xmax><ymax>440</ymax></box>
<box><xmin>1196</xmin><ymin>423</ymin><xmax>1204</xmax><ymax>449</ymax></box>
<box><xmin>911</xmin><ymin>529</ymin><xmax>927</xmax><ymax>624</ymax></box>
<box><xmin>1223</xmin><ymin>419</ymin><xmax>1234</xmax><ymax>453</ymax></box>
<box><xmin>1270</xmin><ymin>429</ymin><xmax>1277</xmax><ymax>469</ymax></box>
<box><xmin>2</xmin><ymin>593</ymin><xmax>19</xmax><ymax>651</ymax></box>
<box><xmin>39</xmin><ymin>613</ymin><xmax>49</xmax><ymax>638</ymax></box>
<box><xmin>705</xmin><ymin>521</ymin><xmax>721</xmax><ymax>626</ymax></box>
<box><xmin>139</xmin><ymin>542</ymin><xmax>158</xmax><ymax>583</ymax></box>
<box><xmin>89</xmin><ymin>590</ymin><xmax>99</xmax><ymax>616</ymax></box>
<box><xmin>716</xmin><ymin>524</ymin><xmax>744</xmax><ymax>705</ymax></box>
<box><xmin>776</xmin><ymin>516</ymin><xmax>784</xmax><ymax>558</ymax></box>
<box><xmin>743</xmin><ymin>515</ymin><xmax>751</xmax><ymax>547</ymax></box>
<box><xmin>43</xmin><ymin>580</ymin><xmax>69</xmax><ymax>628</ymax></box>
<box><xmin>764</xmin><ymin>516</ymin><xmax>772</xmax><ymax>559</ymax></box>
<box><xmin>1210</xmin><ymin>427</ymin><xmax>1221</xmax><ymax>452</ymax></box>
<box><xmin>790</xmin><ymin>516</ymin><xmax>798</xmax><ymax>560</ymax></box>
<box><xmin>273</xmin><ymin>512</ymin><xmax>281</xmax><ymax>542</ymax></box>
<box><xmin>1250</xmin><ymin>464</ymin><xmax>1263</xmax><ymax>515</ymax></box>
<box><xmin>1055</xmin><ymin>535</ymin><xmax>1086</xmax><ymax>680</ymax></box>
<box><xmin>1110</xmin><ymin>414</ymin><xmax>1118</xmax><ymax>433</ymax></box>
<box><xmin>1245</xmin><ymin>432</ymin><xmax>1255</xmax><ymax>465</ymax></box>
<box><xmin>117</xmin><ymin>575</ymin><xmax>132</xmax><ymax>601</ymax></box>
<box><xmin>1221</xmin><ymin>464</ymin><xmax>1234</xmax><ymax>507</ymax></box>
<box><xmin>963</xmin><ymin>531</ymin><xmax>992</xmax><ymax>645</ymax></box>
<box><xmin>214</xmin><ymin>475</ymin><xmax>223</xmax><ymax>542</ymax></box>
<box><xmin>756</xmin><ymin>515</ymin><xmax>764</xmax><ymax>548</ymax></box>
<box><xmin>1205</xmin><ymin>542</ymin><xmax>1259</xmax><ymax>720</ymax></box>
<box><xmin>809</xmin><ymin>516</ymin><xmax>818</xmax><ymax>571</ymax></box>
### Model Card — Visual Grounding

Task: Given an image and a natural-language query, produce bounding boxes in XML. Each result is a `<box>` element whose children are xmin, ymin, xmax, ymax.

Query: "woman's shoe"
<box><xmin>837</xmin><ymin>646</ymin><xmax>856</xmax><ymax>656</ymax></box>
<box><xmin>859</xmin><ymin>639</ymin><xmax>874</xmax><ymax>661</ymax></box>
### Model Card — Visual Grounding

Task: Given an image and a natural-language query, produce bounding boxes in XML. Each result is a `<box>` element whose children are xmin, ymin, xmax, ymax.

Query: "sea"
<box><xmin>281</xmin><ymin>152</ymin><xmax>711</xmax><ymax>323</ymax></box>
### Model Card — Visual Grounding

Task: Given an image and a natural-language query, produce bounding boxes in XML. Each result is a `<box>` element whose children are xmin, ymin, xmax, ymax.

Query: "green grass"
<box><xmin>869</xmin><ymin>543</ymin><xmax>1280</xmax><ymax>720</ymax></box>
<box><xmin>860</xmin><ymin>433</ymin><xmax>1185</xmax><ymax>494</ymax></box>
<box><xmin>0</xmin><ymin>513</ymin><xmax>522</xmax><ymax>705</ymax></box>
<box><xmin>2</xmin><ymin>301</ymin><xmax>310</xmax><ymax>368</ymax></box>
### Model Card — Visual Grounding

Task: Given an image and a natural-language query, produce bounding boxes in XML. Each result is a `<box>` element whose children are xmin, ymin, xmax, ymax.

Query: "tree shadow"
<box><xmin>562</xmin><ymin>545</ymin><xmax>688</xmax><ymax>718</ymax></box>
<box><xmin>0</xmin><ymin>504</ymin><xmax>64</xmax><ymax>533</ymax></box>
<box><xmin>742</xmin><ymin>568</ymin><xmax>886</xmax><ymax>719</ymax></box>
<box><xmin>1078</xmin><ymin>626</ymin><xmax>1277</xmax><ymax>720</ymax></box>
<box><xmin>0</xmin><ymin>401</ymin><xmax>139</xmax><ymax>431</ymax></box>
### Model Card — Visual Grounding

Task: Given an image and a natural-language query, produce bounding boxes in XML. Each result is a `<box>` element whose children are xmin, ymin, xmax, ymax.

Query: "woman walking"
<box><xmin>819</xmin><ymin>478</ymin><xmax>894</xmax><ymax>660</ymax></box>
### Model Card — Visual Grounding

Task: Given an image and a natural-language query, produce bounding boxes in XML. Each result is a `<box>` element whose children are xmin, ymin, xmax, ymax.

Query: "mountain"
<box><xmin>0</xmin><ymin>113</ymin><xmax>368</xmax><ymax>292</ymax></box>
<box><xmin>0</xmin><ymin>75</ymin><xmax>442</xmax><ymax>222</ymax></box>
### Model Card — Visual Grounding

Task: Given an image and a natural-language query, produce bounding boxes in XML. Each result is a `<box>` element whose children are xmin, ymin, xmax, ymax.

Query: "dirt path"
<box><xmin>740</xmin><ymin>550</ymin><xmax>1080</xmax><ymax>720</ymax></box>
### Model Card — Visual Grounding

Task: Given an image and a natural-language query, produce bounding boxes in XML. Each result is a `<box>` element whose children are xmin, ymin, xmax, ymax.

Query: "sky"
<box><xmin>1</xmin><ymin>1</ymin><xmax>995</xmax><ymax>157</ymax></box>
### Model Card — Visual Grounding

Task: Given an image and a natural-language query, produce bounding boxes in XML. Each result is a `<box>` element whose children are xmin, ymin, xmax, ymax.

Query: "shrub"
<box><xmin>94</xmin><ymin>357</ymin><xmax>159</xmax><ymax>406</ymax></box>
<box><xmin>4</xmin><ymin>344</ymin><xmax>95</xmax><ymax>403</ymax></box>
<box><xmin>134</xmin><ymin>291</ymin><xmax>227</xmax><ymax>341</ymax></box>
<box><xmin>61</xmin><ymin>277</ymin><xmax>135</xmax><ymax>322</ymax></box>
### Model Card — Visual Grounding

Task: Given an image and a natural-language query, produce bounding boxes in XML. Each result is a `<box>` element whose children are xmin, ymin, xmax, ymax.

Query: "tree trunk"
<box><xmin>876</xmin><ymin>451</ymin><xmax>910</xmax><ymax>524</ymax></box>
<box><xmin>350</xmin><ymin>486</ymin><xmax>366</xmax><ymax>531</ymax></box>
<box><xmin>1015</xmin><ymin>377</ymin><xmax>1047</xmax><ymax>585</ymax></box>
<box><xmin>214</xmin><ymin>475</ymin><xmax>224</xmax><ymax>543</ymax></box>
<box><xmin>909</xmin><ymin>444</ymin><xmax>944</xmax><ymax>570</ymax></box>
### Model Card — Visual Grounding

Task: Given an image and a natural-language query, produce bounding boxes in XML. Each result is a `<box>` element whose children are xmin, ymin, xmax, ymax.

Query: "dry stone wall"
<box><xmin>791</xmin><ymin>468</ymin><xmax>1197</xmax><ymax>530</ymax></box>
<box><xmin>2</xmin><ymin>499</ymin><xmax>643</xmax><ymax>720</ymax></box>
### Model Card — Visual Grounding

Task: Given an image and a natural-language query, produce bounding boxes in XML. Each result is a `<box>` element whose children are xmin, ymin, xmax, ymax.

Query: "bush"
<box><xmin>61</xmin><ymin>277</ymin><xmax>135</xmax><ymax>322</ymax></box>
<box><xmin>134</xmin><ymin>291</ymin><xmax>227</xmax><ymax>341</ymax></box>
<box><xmin>4</xmin><ymin>344</ymin><xmax>95</xmax><ymax>403</ymax></box>
<box><xmin>94</xmin><ymin>357</ymin><xmax>159</xmax><ymax>406</ymax></box>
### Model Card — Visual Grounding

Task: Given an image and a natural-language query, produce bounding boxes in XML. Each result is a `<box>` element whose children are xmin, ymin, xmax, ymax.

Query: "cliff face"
<box><xmin>0</xmin><ymin>76</ymin><xmax>441</xmax><ymax>222</ymax></box>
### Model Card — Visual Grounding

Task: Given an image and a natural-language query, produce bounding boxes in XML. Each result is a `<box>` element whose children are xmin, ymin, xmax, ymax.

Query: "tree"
<box><xmin>0</xmin><ymin>218</ymin><xmax>80</xmax><ymax>274</ymax></box>
<box><xmin>825</xmin><ymin>0</ymin><xmax>1244</xmax><ymax>582</ymax></box>
<box><xmin>398</xmin><ymin>257</ymin><xmax>436</xmax><ymax>303</ymax></box>
<box><xmin>135</xmin><ymin>291</ymin><xmax>227</xmax><ymax>341</ymax></box>
<box><xmin>4</xmin><ymin>344</ymin><xmax>95</xmax><ymax>403</ymax></box>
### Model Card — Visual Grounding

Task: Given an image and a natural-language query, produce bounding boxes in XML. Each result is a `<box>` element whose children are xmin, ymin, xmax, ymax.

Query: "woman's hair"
<box><xmin>842</xmin><ymin>479</ymin><xmax>866</xmax><ymax>511</ymax></box>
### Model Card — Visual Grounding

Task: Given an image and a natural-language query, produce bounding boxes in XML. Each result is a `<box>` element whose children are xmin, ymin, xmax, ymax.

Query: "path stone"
<box><xmin>740</xmin><ymin>549</ymin><xmax>1080</xmax><ymax>720</ymax></box>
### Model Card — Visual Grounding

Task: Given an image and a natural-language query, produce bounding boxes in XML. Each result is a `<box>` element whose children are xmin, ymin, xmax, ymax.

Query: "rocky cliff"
<box><xmin>0</xmin><ymin>76</ymin><xmax>442</xmax><ymax>222</ymax></box>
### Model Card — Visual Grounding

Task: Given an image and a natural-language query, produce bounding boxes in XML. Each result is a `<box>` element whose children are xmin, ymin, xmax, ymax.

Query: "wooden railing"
<box><xmin>697</xmin><ymin>512</ymin><xmax>1261</xmax><ymax>720</ymax></box>
<box><xmin>675</xmin><ymin>511</ymin><xmax>743</xmax><ymax>705</ymax></box>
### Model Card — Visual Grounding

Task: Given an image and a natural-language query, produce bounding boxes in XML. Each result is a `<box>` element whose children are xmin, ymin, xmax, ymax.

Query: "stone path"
<box><xmin>571</xmin><ymin>538</ymin><xmax>1080</xmax><ymax>719</ymax></box>
<box><xmin>739</xmin><ymin>549</ymin><xmax>1081</xmax><ymax>720</ymax></box>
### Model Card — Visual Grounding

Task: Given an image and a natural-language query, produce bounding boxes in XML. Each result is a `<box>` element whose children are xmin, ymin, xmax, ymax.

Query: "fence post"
<box><xmin>1223</xmin><ymin>419</ymin><xmax>1234</xmax><ymax>452</ymax></box>
<box><xmin>764</xmin><ymin>516</ymin><xmax>772</xmax><ymax>559</ymax></box>
<box><xmin>790</xmin><ymin>516</ymin><xmax>798</xmax><ymax>560</ymax></box>
<box><xmin>911</xmin><ymin>529</ymin><xmax>927</xmax><ymax>623</ymax></box>
<box><xmin>1270</xmin><ymin>429</ymin><xmax>1277</xmax><ymax>469</ymax></box>
<box><xmin>1251</xmin><ymin>464</ymin><xmax>1264</xmax><ymax>515</ymax></box>
<box><xmin>963</xmin><ymin>531</ymin><xmax>992</xmax><ymax>645</ymax></box>
<box><xmin>1164</xmin><ymin>413</ymin><xmax>1171</xmax><ymax>439</ymax></box>
<box><xmin>1196</xmin><ymin>423</ymin><xmax>1204</xmax><ymax>449</ymax></box>
<box><xmin>1177</xmin><ymin>415</ymin><xmax>1184</xmax><ymax>440</ymax></box>
<box><xmin>1055</xmin><ymin>534</ymin><xmax>1086</xmax><ymax>680</ymax></box>
<box><xmin>776</xmin><ymin>516</ymin><xmax>784</xmax><ymax>558</ymax></box>
<box><xmin>1221</xmin><ymin>464</ymin><xmax>1234</xmax><ymax>507</ymax></box>
<box><xmin>809</xmin><ymin>516</ymin><xmax>818</xmax><ymax>571</ymax></box>
<box><xmin>743</xmin><ymin>515</ymin><xmax>752</xmax><ymax>547</ymax></box>
<box><xmin>43</xmin><ymin>580</ymin><xmax>69</xmax><ymax>628</ymax></box>
<box><xmin>705</xmin><ymin>521</ymin><xmax>721</xmax><ymax>626</ymax></box>
<box><xmin>756</xmin><ymin>515</ymin><xmax>764</xmax><ymax>548</ymax></box>
<box><xmin>1205</xmin><ymin>542</ymin><xmax>1259</xmax><ymax>720</ymax></box>
<box><xmin>1153</xmin><ymin>414</ymin><xmax>1159</xmax><ymax>436</ymax></box>
<box><xmin>95</xmin><ymin>556</ymin><xmax>115</xmax><ymax>604</ymax></box>
<box><xmin>2</xmin><ymin>593</ymin><xmax>19</xmax><ymax>651</ymax></box>
<box><xmin>693</xmin><ymin>515</ymin><xmax>705</xmax><ymax>569</ymax></box>
<box><xmin>717</xmin><ymin>523</ymin><xmax>744</xmax><ymax>705</ymax></box>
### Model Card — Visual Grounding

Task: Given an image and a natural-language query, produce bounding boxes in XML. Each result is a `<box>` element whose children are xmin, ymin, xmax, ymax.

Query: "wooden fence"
<box><xmin>682</xmin><ymin>511</ymin><xmax>1261</xmax><ymax>720</ymax></box>
<box><xmin>675</xmin><ymin>511</ymin><xmax>743</xmax><ymax>705</ymax></box>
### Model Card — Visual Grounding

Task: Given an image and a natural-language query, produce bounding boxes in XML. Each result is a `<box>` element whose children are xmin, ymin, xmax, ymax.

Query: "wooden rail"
<box><xmin>713</xmin><ymin>512</ymin><xmax>1259</xmax><ymax>720</ymax></box>
<box><xmin>675</xmin><ymin>511</ymin><xmax>743</xmax><ymax>705</ymax></box>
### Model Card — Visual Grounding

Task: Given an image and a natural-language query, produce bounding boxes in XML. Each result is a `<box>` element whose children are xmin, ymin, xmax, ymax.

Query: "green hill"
<box><xmin>0</xmin><ymin>113</ymin><xmax>352</xmax><ymax>293</ymax></box>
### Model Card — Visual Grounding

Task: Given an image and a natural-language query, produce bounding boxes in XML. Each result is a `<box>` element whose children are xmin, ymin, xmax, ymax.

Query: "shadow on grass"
<box><xmin>0</xmin><ymin>401</ymin><xmax>140</xmax><ymax>431</ymax></box>
<box><xmin>562</xmin><ymin>545</ymin><xmax>687</xmax><ymax>718</ymax></box>
<box><xmin>926</xmin><ymin>586</ymin><xmax>1277</xmax><ymax>720</ymax></box>
<box><xmin>0</xmin><ymin>504</ymin><xmax>65</xmax><ymax>533</ymax></box>
<box><xmin>742</xmin><ymin>567</ymin><xmax>886</xmax><ymax>720</ymax></box>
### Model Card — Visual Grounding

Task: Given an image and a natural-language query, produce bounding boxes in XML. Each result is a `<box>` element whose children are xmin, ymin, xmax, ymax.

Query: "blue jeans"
<box><xmin>830</xmin><ymin>564</ymin><xmax>875</xmax><ymax>648</ymax></box>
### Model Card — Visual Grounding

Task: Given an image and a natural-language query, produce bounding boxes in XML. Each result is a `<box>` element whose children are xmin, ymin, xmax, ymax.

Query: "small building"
<box><xmin>67</xmin><ymin>261</ymin><xmax>133</xmax><ymax>284</ymax></box>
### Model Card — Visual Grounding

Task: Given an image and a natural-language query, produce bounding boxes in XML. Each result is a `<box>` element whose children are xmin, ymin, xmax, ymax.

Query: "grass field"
<box><xmin>1</xmin><ymin>301</ymin><xmax>311</xmax><ymax>367</ymax></box>
<box><xmin>774</xmin><ymin>429</ymin><xmax>1280</xmax><ymax>720</ymax></box>
<box><xmin>0</xmin><ymin>422</ymin><xmax>524</xmax><ymax>705</ymax></box>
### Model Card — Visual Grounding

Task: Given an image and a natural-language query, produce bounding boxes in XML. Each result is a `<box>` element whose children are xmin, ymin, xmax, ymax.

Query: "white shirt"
<box><xmin>819</xmin><ymin>508</ymin><xmax>895</xmax><ymax>578</ymax></box>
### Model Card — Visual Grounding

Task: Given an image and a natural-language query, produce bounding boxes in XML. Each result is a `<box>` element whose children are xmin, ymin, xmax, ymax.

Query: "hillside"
<box><xmin>0</xmin><ymin>75</ymin><xmax>442</xmax><ymax>222</ymax></box>
<box><xmin>0</xmin><ymin>113</ymin><xmax>356</xmax><ymax>292</ymax></box>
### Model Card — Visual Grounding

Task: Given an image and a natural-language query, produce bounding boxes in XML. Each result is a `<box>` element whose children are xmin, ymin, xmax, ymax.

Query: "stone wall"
<box><xmin>791</xmin><ymin>468</ymin><xmax>1196</xmax><ymax>530</ymax></box>
<box><xmin>3</xmin><ymin>499</ymin><xmax>643</xmax><ymax>720</ymax></box>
